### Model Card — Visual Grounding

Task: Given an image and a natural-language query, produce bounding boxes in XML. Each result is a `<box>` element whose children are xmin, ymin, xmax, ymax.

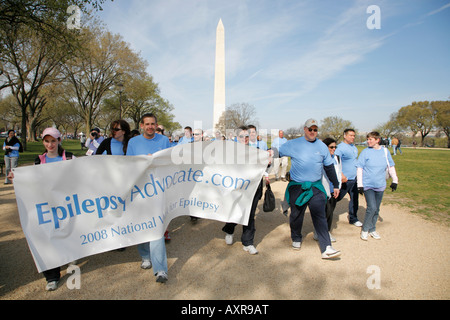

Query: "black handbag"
<box><xmin>263</xmin><ymin>184</ymin><xmax>276</xmax><ymax>212</ymax></box>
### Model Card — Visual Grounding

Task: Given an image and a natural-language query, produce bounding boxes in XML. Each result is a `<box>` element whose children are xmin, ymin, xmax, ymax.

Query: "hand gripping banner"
<box><xmin>12</xmin><ymin>141</ymin><xmax>269</xmax><ymax>272</ymax></box>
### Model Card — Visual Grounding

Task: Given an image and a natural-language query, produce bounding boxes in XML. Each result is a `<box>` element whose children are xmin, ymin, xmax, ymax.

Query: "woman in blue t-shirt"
<box><xmin>356</xmin><ymin>131</ymin><xmax>398</xmax><ymax>241</ymax></box>
<box><xmin>7</xmin><ymin>127</ymin><xmax>75</xmax><ymax>291</ymax></box>
<box><xmin>3</xmin><ymin>130</ymin><xmax>22</xmax><ymax>184</ymax></box>
<box><xmin>95</xmin><ymin>120</ymin><xmax>131</xmax><ymax>156</ymax></box>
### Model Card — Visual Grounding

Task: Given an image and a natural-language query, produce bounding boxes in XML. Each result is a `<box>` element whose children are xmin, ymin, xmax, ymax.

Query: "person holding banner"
<box><xmin>126</xmin><ymin>113</ymin><xmax>171</xmax><ymax>283</ymax></box>
<box><xmin>96</xmin><ymin>120</ymin><xmax>131</xmax><ymax>251</ymax></box>
<box><xmin>8</xmin><ymin>127</ymin><xmax>76</xmax><ymax>291</ymax></box>
<box><xmin>279</xmin><ymin>119</ymin><xmax>342</xmax><ymax>259</ymax></box>
<box><xmin>222</xmin><ymin>125</ymin><xmax>270</xmax><ymax>255</ymax></box>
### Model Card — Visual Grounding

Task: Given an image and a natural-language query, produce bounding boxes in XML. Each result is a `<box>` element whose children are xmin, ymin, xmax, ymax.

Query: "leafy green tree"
<box><xmin>396</xmin><ymin>101</ymin><xmax>436</xmax><ymax>146</ymax></box>
<box><xmin>432</xmin><ymin>100</ymin><xmax>450</xmax><ymax>148</ymax></box>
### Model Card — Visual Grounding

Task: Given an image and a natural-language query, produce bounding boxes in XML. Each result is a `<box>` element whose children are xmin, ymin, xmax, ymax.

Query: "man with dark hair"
<box><xmin>85</xmin><ymin>127</ymin><xmax>104</xmax><ymax>156</ymax></box>
<box><xmin>178</xmin><ymin>126</ymin><xmax>193</xmax><ymax>144</ymax></box>
<box><xmin>126</xmin><ymin>113</ymin><xmax>171</xmax><ymax>283</ymax></box>
<box><xmin>335</xmin><ymin>128</ymin><xmax>362</xmax><ymax>227</ymax></box>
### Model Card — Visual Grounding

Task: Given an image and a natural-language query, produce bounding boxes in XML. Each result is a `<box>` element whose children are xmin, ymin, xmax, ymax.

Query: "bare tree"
<box><xmin>215</xmin><ymin>102</ymin><xmax>258</xmax><ymax>132</ymax></box>
<box><xmin>62</xmin><ymin>24</ymin><xmax>147</xmax><ymax>134</ymax></box>
<box><xmin>1</xmin><ymin>26</ymin><xmax>68</xmax><ymax>146</ymax></box>
<box><xmin>320</xmin><ymin>116</ymin><xmax>354</xmax><ymax>142</ymax></box>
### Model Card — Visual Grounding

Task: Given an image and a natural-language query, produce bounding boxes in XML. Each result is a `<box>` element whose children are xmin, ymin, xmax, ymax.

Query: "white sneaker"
<box><xmin>243</xmin><ymin>245</ymin><xmax>258</xmax><ymax>255</ymax></box>
<box><xmin>361</xmin><ymin>231</ymin><xmax>369</xmax><ymax>241</ymax></box>
<box><xmin>141</xmin><ymin>259</ymin><xmax>152</xmax><ymax>269</ymax></box>
<box><xmin>292</xmin><ymin>241</ymin><xmax>301</xmax><ymax>250</ymax></box>
<box><xmin>45</xmin><ymin>281</ymin><xmax>58</xmax><ymax>291</ymax></box>
<box><xmin>353</xmin><ymin>221</ymin><xmax>363</xmax><ymax>227</ymax></box>
<box><xmin>321</xmin><ymin>246</ymin><xmax>341</xmax><ymax>259</ymax></box>
<box><xmin>369</xmin><ymin>231</ymin><xmax>381</xmax><ymax>240</ymax></box>
<box><xmin>155</xmin><ymin>271</ymin><xmax>168</xmax><ymax>283</ymax></box>
<box><xmin>225</xmin><ymin>233</ymin><xmax>233</xmax><ymax>245</ymax></box>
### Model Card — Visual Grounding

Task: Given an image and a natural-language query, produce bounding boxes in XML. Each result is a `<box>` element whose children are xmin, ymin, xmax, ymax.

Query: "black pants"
<box><xmin>325</xmin><ymin>196</ymin><xmax>337</xmax><ymax>231</ymax></box>
<box><xmin>336</xmin><ymin>179</ymin><xmax>359</xmax><ymax>224</ymax></box>
<box><xmin>222</xmin><ymin>180</ymin><xmax>263</xmax><ymax>246</ymax></box>
<box><xmin>43</xmin><ymin>267</ymin><xmax>60</xmax><ymax>282</ymax></box>
<box><xmin>288</xmin><ymin>184</ymin><xmax>330</xmax><ymax>253</ymax></box>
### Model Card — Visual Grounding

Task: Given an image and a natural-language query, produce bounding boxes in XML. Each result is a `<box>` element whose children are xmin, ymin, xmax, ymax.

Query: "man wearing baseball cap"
<box><xmin>278</xmin><ymin>118</ymin><xmax>342</xmax><ymax>259</ymax></box>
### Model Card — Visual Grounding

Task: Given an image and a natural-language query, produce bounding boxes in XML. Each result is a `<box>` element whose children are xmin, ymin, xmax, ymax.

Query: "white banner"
<box><xmin>13</xmin><ymin>141</ymin><xmax>268</xmax><ymax>272</ymax></box>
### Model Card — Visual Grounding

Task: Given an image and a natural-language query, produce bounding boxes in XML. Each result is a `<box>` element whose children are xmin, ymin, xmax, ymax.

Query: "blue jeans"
<box><xmin>137</xmin><ymin>237</ymin><xmax>168</xmax><ymax>274</ymax></box>
<box><xmin>362</xmin><ymin>189</ymin><xmax>384</xmax><ymax>232</ymax></box>
<box><xmin>4</xmin><ymin>156</ymin><xmax>18</xmax><ymax>184</ymax></box>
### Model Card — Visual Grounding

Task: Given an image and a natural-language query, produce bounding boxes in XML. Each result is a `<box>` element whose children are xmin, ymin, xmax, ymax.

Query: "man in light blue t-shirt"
<box><xmin>334</xmin><ymin>129</ymin><xmax>362</xmax><ymax>227</ymax></box>
<box><xmin>126</xmin><ymin>113</ymin><xmax>171</xmax><ymax>283</ymax></box>
<box><xmin>177</xmin><ymin>126</ymin><xmax>193</xmax><ymax>145</ymax></box>
<box><xmin>279</xmin><ymin>119</ymin><xmax>341</xmax><ymax>259</ymax></box>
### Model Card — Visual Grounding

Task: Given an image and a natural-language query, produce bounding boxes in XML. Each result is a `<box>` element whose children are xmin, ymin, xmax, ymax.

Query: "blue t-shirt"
<box><xmin>178</xmin><ymin>136</ymin><xmax>193</xmax><ymax>145</ymax></box>
<box><xmin>126</xmin><ymin>134</ymin><xmax>171</xmax><ymax>156</ymax></box>
<box><xmin>111</xmin><ymin>138</ymin><xmax>124</xmax><ymax>155</ymax></box>
<box><xmin>271</xmin><ymin>137</ymin><xmax>288</xmax><ymax>150</ymax></box>
<box><xmin>279</xmin><ymin>137</ymin><xmax>333</xmax><ymax>183</ymax></box>
<box><xmin>3</xmin><ymin>142</ymin><xmax>20</xmax><ymax>158</ymax></box>
<box><xmin>335</xmin><ymin>142</ymin><xmax>358</xmax><ymax>180</ymax></box>
<box><xmin>99</xmin><ymin>138</ymin><xmax>124</xmax><ymax>155</ymax></box>
<box><xmin>356</xmin><ymin>147</ymin><xmax>395</xmax><ymax>190</ymax></box>
<box><xmin>249</xmin><ymin>139</ymin><xmax>268</xmax><ymax>151</ymax></box>
<box><xmin>45</xmin><ymin>155</ymin><xmax>63</xmax><ymax>163</ymax></box>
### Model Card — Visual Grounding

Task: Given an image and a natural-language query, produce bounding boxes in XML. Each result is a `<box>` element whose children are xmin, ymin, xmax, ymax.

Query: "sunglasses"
<box><xmin>328</xmin><ymin>146</ymin><xmax>336</xmax><ymax>149</ymax></box>
<box><xmin>307</xmin><ymin>128</ymin><xmax>318</xmax><ymax>132</ymax></box>
<box><xmin>239</xmin><ymin>135</ymin><xmax>249</xmax><ymax>138</ymax></box>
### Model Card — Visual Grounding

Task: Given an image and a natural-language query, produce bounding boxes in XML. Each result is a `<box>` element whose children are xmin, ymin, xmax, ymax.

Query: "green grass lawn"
<box><xmin>9</xmin><ymin>140</ymin><xmax>450</xmax><ymax>225</ymax></box>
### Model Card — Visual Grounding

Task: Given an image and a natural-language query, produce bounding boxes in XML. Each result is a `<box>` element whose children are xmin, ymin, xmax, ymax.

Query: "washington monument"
<box><xmin>213</xmin><ymin>19</ymin><xmax>225</xmax><ymax>131</ymax></box>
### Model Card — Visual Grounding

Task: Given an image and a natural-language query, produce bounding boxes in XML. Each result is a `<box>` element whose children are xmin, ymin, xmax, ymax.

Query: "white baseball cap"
<box><xmin>42</xmin><ymin>127</ymin><xmax>61</xmax><ymax>139</ymax></box>
<box><xmin>304</xmin><ymin>118</ymin><xmax>319</xmax><ymax>128</ymax></box>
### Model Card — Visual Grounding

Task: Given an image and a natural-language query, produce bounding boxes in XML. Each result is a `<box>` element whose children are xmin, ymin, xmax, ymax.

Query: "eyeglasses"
<box><xmin>328</xmin><ymin>146</ymin><xmax>336</xmax><ymax>149</ymax></box>
<box><xmin>112</xmin><ymin>128</ymin><xmax>122</xmax><ymax>131</ymax></box>
<box><xmin>307</xmin><ymin>128</ymin><xmax>318</xmax><ymax>132</ymax></box>
<box><xmin>239</xmin><ymin>135</ymin><xmax>249</xmax><ymax>138</ymax></box>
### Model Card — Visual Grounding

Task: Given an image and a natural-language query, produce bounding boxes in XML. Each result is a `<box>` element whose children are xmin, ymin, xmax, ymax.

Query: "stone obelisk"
<box><xmin>213</xmin><ymin>19</ymin><xmax>225</xmax><ymax>132</ymax></box>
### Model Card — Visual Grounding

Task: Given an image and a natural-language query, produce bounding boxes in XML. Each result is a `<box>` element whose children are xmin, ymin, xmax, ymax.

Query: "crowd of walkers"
<box><xmin>4</xmin><ymin>115</ymin><xmax>398</xmax><ymax>291</ymax></box>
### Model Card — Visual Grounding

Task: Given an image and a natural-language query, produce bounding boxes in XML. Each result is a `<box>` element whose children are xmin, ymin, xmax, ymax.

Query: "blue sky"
<box><xmin>96</xmin><ymin>0</ymin><xmax>450</xmax><ymax>133</ymax></box>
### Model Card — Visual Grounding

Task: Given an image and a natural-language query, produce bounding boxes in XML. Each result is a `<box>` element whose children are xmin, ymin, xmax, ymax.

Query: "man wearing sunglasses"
<box><xmin>278</xmin><ymin>119</ymin><xmax>341</xmax><ymax>259</ymax></box>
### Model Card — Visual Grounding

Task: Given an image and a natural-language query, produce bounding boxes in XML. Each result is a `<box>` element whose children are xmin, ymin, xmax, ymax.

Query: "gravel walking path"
<box><xmin>0</xmin><ymin>180</ymin><xmax>448</xmax><ymax>300</ymax></box>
